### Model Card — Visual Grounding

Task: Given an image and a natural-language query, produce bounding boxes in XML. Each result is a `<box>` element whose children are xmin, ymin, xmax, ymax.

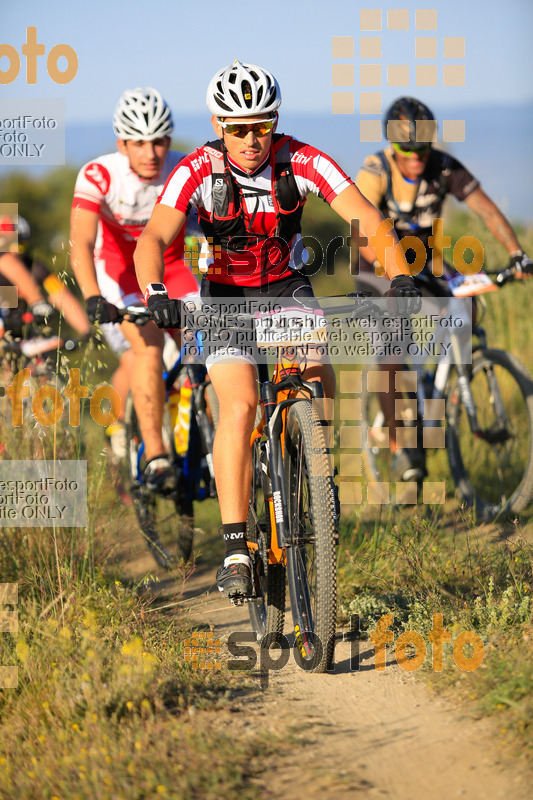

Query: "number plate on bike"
<box><xmin>446</xmin><ymin>271</ymin><xmax>497</xmax><ymax>297</ymax></box>
<box><xmin>254</xmin><ymin>306</ymin><xmax>326</xmax><ymax>347</ymax></box>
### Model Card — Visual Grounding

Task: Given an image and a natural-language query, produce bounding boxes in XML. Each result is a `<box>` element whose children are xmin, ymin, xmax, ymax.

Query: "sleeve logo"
<box><xmin>84</xmin><ymin>163</ymin><xmax>111</xmax><ymax>195</ymax></box>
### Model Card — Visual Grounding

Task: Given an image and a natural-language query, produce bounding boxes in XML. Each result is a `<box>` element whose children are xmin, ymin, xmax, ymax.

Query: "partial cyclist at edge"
<box><xmin>355</xmin><ymin>96</ymin><xmax>533</xmax><ymax>483</ymax></box>
<box><xmin>70</xmin><ymin>87</ymin><xmax>198</xmax><ymax>480</ymax></box>
<box><xmin>0</xmin><ymin>215</ymin><xmax>91</xmax><ymax>339</ymax></box>
<box><xmin>135</xmin><ymin>60</ymin><xmax>421</xmax><ymax>602</ymax></box>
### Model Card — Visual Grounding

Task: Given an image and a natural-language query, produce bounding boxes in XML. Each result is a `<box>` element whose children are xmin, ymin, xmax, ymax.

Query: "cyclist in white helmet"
<box><xmin>70</xmin><ymin>87</ymin><xmax>198</xmax><ymax>483</ymax></box>
<box><xmin>135</xmin><ymin>62</ymin><xmax>418</xmax><ymax>598</ymax></box>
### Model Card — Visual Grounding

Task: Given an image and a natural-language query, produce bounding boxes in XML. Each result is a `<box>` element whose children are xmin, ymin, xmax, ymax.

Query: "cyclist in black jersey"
<box><xmin>355</xmin><ymin>97</ymin><xmax>533</xmax><ymax>481</ymax></box>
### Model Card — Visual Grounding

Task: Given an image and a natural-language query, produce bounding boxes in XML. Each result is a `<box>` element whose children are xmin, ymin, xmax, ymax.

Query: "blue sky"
<box><xmin>2</xmin><ymin>0</ymin><xmax>532</xmax><ymax>121</ymax></box>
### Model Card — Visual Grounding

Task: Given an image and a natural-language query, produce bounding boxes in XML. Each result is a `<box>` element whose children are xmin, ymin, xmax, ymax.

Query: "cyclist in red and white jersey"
<box><xmin>70</xmin><ymin>87</ymin><xmax>198</xmax><ymax>487</ymax></box>
<box><xmin>135</xmin><ymin>61</ymin><xmax>419</xmax><ymax>598</ymax></box>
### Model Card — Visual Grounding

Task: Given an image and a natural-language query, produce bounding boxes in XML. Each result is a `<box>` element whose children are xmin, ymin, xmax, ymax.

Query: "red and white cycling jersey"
<box><xmin>157</xmin><ymin>137</ymin><xmax>353</xmax><ymax>287</ymax></box>
<box><xmin>72</xmin><ymin>151</ymin><xmax>198</xmax><ymax>300</ymax></box>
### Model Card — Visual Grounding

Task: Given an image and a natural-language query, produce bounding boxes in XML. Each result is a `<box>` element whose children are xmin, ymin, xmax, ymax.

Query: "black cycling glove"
<box><xmin>388</xmin><ymin>275</ymin><xmax>422</xmax><ymax>315</ymax></box>
<box><xmin>510</xmin><ymin>251</ymin><xmax>533</xmax><ymax>276</ymax></box>
<box><xmin>29</xmin><ymin>299</ymin><xmax>54</xmax><ymax>325</ymax></box>
<box><xmin>147</xmin><ymin>295</ymin><xmax>181</xmax><ymax>328</ymax></box>
<box><xmin>86</xmin><ymin>295</ymin><xmax>119</xmax><ymax>325</ymax></box>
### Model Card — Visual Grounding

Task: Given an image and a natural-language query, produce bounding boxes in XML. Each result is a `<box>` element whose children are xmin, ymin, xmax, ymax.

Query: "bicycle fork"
<box><xmin>450</xmin><ymin>331</ymin><xmax>483</xmax><ymax>436</ymax></box>
<box><xmin>261</xmin><ymin>376</ymin><xmax>325</xmax><ymax>550</ymax></box>
<box><xmin>450</xmin><ymin>332</ymin><xmax>510</xmax><ymax>442</ymax></box>
<box><xmin>262</xmin><ymin>380</ymin><xmax>292</xmax><ymax>548</ymax></box>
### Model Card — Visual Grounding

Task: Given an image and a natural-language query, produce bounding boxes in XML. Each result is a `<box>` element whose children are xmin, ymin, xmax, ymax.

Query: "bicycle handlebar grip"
<box><xmin>496</xmin><ymin>267</ymin><xmax>515</xmax><ymax>286</ymax></box>
<box><xmin>115</xmin><ymin>306</ymin><xmax>152</xmax><ymax>326</ymax></box>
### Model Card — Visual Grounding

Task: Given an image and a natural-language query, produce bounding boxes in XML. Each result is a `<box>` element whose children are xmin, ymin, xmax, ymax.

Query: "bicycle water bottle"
<box><xmin>174</xmin><ymin>377</ymin><xmax>192</xmax><ymax>455</ymax></box>
<box><xmin>167</xmin><ymin>386</ymin><xmax>181</xmax><ymax>446</ymax></box>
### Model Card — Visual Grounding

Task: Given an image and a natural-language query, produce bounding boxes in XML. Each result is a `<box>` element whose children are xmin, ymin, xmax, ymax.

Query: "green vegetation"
<box><xmin>336</xmin><ymin>504</ymin><xmax>533</xmax><ymax>758</ymax></box>
<box><xmin>0</xmin><ymin>415</ymin><xmax>272</xmax><ymax>800</ymax></box>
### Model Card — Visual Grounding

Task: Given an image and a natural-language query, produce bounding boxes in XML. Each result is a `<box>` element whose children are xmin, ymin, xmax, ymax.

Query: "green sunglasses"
<box><xmin>392</xmin><ymin>142</ymin><xmax>432</xmax><ymax>157</ymax></box>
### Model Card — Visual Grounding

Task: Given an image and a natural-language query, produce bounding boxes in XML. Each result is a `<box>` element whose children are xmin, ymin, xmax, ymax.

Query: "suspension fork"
<box><xmin>262</xmin><ymin>380</ymin><xmax>291</xmax><ymax>548</ymax></box>
<box><xmin>261</xmin><ymin>372</ymin><xmax>324</xmax><ymax>548</ymax></box>
<box><xmin>450</xmin><ymin>330</ymin><xmax>482</xmax><ymax>435</ymax></box>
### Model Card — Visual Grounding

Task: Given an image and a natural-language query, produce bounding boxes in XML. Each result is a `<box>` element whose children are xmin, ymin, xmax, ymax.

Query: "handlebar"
<box><xmin>486</xmin><ymin>266</ymin><xmax>528</xmax><ymax>287</ymax></box>
<box><xmin>0</xmin><ymin>332</ymin><xmax>92</xmax><ymax>356</ymax></box>
<box><xmin>114</xmin><ymin>293</ymin><xmax>384</xmax><ymax>332</ymax></box>
<box><xmin>114</xmin><ymin>305</ymin><xmax>153</xmax><ymax>325</ymax></box>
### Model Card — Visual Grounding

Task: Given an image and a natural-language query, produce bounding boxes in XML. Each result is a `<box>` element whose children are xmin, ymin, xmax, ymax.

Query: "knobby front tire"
<box><xmin>446</xmin><ymin>349</ymin><xmax>533</xmax><ymax>520</ymax></box>
<box><xmin>284</xmin><ymin>400</ymin><xmax>336</xmax><ymax>673</ymax></box>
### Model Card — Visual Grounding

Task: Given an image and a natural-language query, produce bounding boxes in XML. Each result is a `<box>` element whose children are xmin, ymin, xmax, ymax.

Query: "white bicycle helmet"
<box><xmin>113</xmin><ymin>87</ymin><xmax>174</xmax><ymax>140</ymax></box>
<box><xmin>206</xmin><ymin>60</ymin><xmax>281</xmax><ymax>117</ymax></box>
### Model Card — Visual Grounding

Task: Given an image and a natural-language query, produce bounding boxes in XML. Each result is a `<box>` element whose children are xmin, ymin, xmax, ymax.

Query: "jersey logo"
<box><xmin>190</xmin><ymin>152</ymin><xmax>210</xmax><ymax>172</ymax></box>
<box><xmin>291</xmin><ymin>152</ymin><xmax>311</xmax><ymax>166</ymax></box>
<box><xmin>84</xmin><ymin>163</ymin><xmax>111</xmax><ymax>195</ymax></box>
<box><xmin>203</xmin><ymin>146</ymin><xmax>223</xmax><ymax>159</ymax></box>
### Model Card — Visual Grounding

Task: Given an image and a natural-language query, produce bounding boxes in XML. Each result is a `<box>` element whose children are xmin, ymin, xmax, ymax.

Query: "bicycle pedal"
<box><xmin>230</xmin><ymin>595</ymin><xmax>251</xmax><ymax>607</ymax></box>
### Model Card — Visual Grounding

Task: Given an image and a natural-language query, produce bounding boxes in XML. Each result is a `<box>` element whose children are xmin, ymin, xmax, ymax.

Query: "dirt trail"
<box><xmin>119</xmin><ymin>531</ymin><xmax>531</xmax><ymax>800</ymax></box>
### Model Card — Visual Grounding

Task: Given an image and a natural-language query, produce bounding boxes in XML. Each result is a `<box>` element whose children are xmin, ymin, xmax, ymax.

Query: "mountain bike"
<box><xmin>360</xmin><ymin>268</ymin><xmax>533</xmax><ymax>521</ymax></box>
<box><xmin>114</xmin><ymin>307</ymin><xmax>218</xmax><ymax>568</ymax></box>
<box><xmin>180</xmin><ymin>293</ymin><xmax>377</xmax><ymax>672</ymax></box>
<box><xmin>246</xmin><ymin>346</ymin><xmax>336</xmax><ymax>673</ymax></box>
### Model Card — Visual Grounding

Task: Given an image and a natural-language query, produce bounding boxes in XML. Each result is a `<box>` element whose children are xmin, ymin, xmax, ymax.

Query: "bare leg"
<box><xmin>111</xmin><ymin>349</ymin><xmax>134</xmax><ymax>421</ymax></box>
<box><xmin>121</xmin><ymin>319</ymin><xmax>166</xmax><ymax>462</ymax></box>
<box><xmin>207</xmin><ymin>361</ymin><xmax>258</xmax><ymax>524</ymax></box>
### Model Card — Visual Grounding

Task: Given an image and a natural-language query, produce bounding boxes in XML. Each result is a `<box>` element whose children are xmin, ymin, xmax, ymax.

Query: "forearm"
<box><xmin>0</xmin><ymin>254</ymin><xmax>44</xmax><ymax>305</ymax></box>
<box><xmin>70</xmin><ymin>242</ymin><xmax>100</xmax><ymax>298</ymax></box>
<box><xmin>330</xmin><ymin>185</ymin><xmax>410</xmax><ymax>280</ymax></box>
<box><xmin>134</xmin><ymin>231</ymin><xmax>167</xmax><ymax>294</ymax></box>
<box><xmin>465</xmin><ymin>188</ymin><xmax>521</xmax><ymax>254</ymax></box>
<box><xmin>360</xmin><ymin>207</ymin><xmax>409</xmax><ymax>280</ymax></box>
<box><xmin>48</xmin><ymin>289</ymin><xmax>91</xmax><ymax>335</ymax></box>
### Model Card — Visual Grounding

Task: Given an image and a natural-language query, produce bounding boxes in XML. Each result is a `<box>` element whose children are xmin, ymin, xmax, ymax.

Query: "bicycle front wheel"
<box><xmin>446</xmin><ymin>348</ymin><xmax>533</xmax><ymax>519</ymax></box>
<box><xmin>284</xmin><ymin>400</ymin><xmax>336</xmax><ymax>672</ymax></box>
